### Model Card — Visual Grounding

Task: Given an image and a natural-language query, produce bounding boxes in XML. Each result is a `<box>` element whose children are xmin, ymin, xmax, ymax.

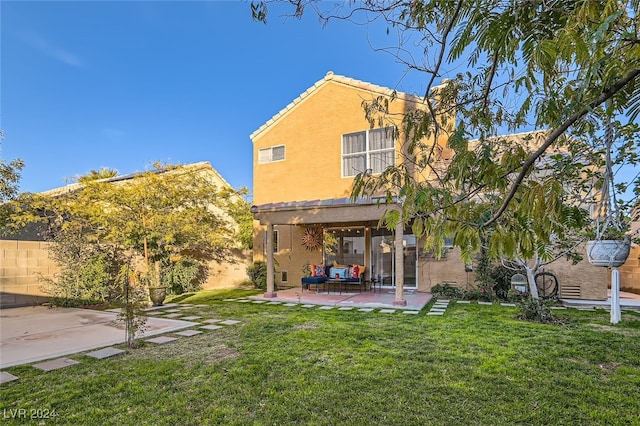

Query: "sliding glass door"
<box><xmin>370</xmin><ymin>229</ymin><xmax>417</xmax><ymax>289</ymax></box>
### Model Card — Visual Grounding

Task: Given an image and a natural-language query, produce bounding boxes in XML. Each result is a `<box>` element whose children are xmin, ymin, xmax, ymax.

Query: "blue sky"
<box><xmin>1</xmin><ymin>1</ymin><xmax>434</xmax><ymax>198</ymax></box>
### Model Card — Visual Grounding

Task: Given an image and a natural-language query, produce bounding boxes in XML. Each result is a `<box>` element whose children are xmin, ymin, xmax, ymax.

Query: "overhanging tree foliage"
<box><xmin>251</xmin><ymin>1</ymin><xmax>640</xmax><ymax>282</ymax></box>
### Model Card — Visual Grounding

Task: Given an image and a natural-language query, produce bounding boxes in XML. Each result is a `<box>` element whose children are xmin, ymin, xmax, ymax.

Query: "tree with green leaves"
<box><xmin>252</xmin><ymin>0</ymin><xmax>639</xmax><ymax>297</ymax></box>
<box><xmin>0</xmin><ymin>134</ymin><xmax>25</xmax><ymax>228</ymax></box>
<box><xmin>10</xmin><ymin>162</ymin><xmax>247</xmax><ymax>302</ymax></box>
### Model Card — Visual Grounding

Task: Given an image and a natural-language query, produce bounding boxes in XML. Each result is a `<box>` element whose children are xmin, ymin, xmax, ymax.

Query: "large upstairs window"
<box><xmin>342</xmin><ymin>127</ymin><xmax>395</xmax><ymax>177</ymax></box>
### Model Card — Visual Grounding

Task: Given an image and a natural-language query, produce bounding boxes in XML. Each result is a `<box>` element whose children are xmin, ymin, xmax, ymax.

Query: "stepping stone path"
<box><xmin>1</xmin><ymin>371</ymin><xmax>19</xmax><ymax>384</ymax></box>
<box><xmin>165</xmin><ymin>309</ymin><xmax>182</xmax><ymax>313</ymax></box>
<box><xmin>219</xmin><ymin>320</ymin><xmax>241</xmax><ymax>325</ymax></box>
<box><xmin>267</xmin><ymin>301</ymin><xmax>282</xmax><ymax>305</ymax></box>
<box><xmin>301</xmin><ymin>304</ymin><xmax>316</xmax><ymax>308</ymax></box>
<box><xmin>200</xmin><ymin>325</ymin><xmax>223</xmax><ymax>331</ymax></box>
<box><xmin>164</xmin><ymin>313</ymin><xmax>183</xmax><ymax>319</ymax></box>
<box><xmin>478</xmin><ymin>301</ymin><xmax>493</xmax><ymax>305</ymax></box>
<box><xmin>427</xmin><ymin>299</ymin><xmax>450</xmax><ymax>316</ymax></box>
<box><xmin>318</xmin><ymin>306</ymin><xmax>334</xmax><ymax>310</ymax></box>
<box><xmin>379</xmin><ymin>309</ymin><xmax>396</xmax><ymax>314</ymax></box>
<box><xmin>500</xmin><ymin>303</ymin><xmax>517</xmax><ymax>307</ymax></box>
<box><xmin>203</xmin><ymin>319</ymin><xmax>223</xmax><ymax>323</ymax></box>
<box><xmin>237</xmin><ymin>299</ymin><xmax>252</xmax><ymax>303</ymax></box>
<box><xmin>181</xmin><ymin>316</ymin><xmax>202</xmax><ymax>321</ymax></box>
<box><xmin>175</xmin><ymin>330</ymin><xmax>202</xmax><ymax>337</ymax></box>
<box><xmin>403</xmin><ymin>311</ymin><xmax>420</xmax><ymax>315</ymax></box>
<box><xmin>282</xmin><ymin>303</ymin><xmax>298</xmax><ymax>307</ymax></box>
<box><xmin>338</xmin><ymin>307</ymin><xmax>354</xmax><ymax>311</ymax></box>
<box><xmin>145</xmin><ymin>311</ymin><xmax>162</xmax><ymax>316</ymax></box>
<box><xmin>33</xmin><ymin>358</ymin><xmax>79</xmax><ymax>372</ymax></box>
<box><xmin>86</xmin><ymin>347</ymin><xmax>126</xmax><ymax>360</ymax></box>
<box><xmin>456</xmin><ymin>300</ymin><xmax>471</xmax><ymax>304</ymax></box>
<box><xmin>358</xmin><ymin>308</ymin><xmax>375</xmax><ymax>312</ymax></box>
<box><xmin>146</xmin><ymin>336</ymin><xmax>178</xmax><ymax>344</ymax></box>
<box><xmin>252</xmin><ymin>300</ymin><xmax>267</xmax><ymax>304</ymax></box>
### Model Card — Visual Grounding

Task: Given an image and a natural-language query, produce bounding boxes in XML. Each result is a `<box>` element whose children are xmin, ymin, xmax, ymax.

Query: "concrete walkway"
<box><xmin>561</xmin><ymin>290</ymin><xmax>640</xmax><ymax>310</ymax></box>
<box><xmin>0</xmin><ymin>306</ymin><xmax>198</xmax><ymax>369</ymax></box>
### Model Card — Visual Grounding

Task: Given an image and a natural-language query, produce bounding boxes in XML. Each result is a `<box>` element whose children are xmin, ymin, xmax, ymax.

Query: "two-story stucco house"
<box><xmin>250</xmin><ymin>72</ymin><xmax>610</xmax><ymax>305</ymax></box>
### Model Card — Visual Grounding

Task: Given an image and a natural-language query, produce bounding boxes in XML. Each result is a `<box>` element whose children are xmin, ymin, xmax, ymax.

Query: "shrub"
<box><xmin>464</xmin><ymin>283</ymin><xmax>497</xmax><ymax>302</ymax></box>
<box><xmin>247</xmin><ymin>261</ymin><xmax>267</xmax><ymax>290</ymax></box>
<box><xmin>162</xmin><ymin>257</ymin><xmax>206</xmax><ymax>295</ymax></box>
<box><xmin>516</xmin><ymin>298</ymin><xmax>565</xmax><ymax>325</ymax></box>
<box><xmin>44</xmin><ymin>228</ymin><xmax>125</xmax><ymax>306</ymax></box>
<box><xmin>431</xmin><ymin>283</ymin><xmax>465</xmax><ymax>299</ymax></box>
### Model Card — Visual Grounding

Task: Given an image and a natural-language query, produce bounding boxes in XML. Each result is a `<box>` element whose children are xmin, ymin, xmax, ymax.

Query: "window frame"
<box><xmin>258</xmin><ymin>145</ymin><xmax>286</xmax><ymax>164</ymax></box>
<box><xmin>263</xmin><ymin>229</ymin><xmax>279</xmax><ymax>254</ymax></box>
<box><xmin>341</xmin><ymin>127</ymin><xmax>395</xmax><ymax>178</ymax></box>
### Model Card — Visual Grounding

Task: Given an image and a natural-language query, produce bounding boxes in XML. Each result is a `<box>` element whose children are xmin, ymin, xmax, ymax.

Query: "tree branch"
<box><xmin>484</xmin><ymin>68</ymin><xmax>640</xmax><ymax>227</ymax></box>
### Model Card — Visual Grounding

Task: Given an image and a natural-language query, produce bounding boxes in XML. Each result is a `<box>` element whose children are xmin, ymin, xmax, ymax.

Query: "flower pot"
<box><xmin>148</xmin><ymin>287</ymin><xmax>168</xmax><ymax>306</ymax></box>
<box><xmin>585</xmin><ymin>239</ymin><xmax>631</xmax><ymax>267</ymax></box>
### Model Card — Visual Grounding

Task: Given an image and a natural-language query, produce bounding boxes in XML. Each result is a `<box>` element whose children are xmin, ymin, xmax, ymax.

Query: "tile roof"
<box><xmin>251</xmin><ymin>196</ymin><xmax>397</xmax><ymax>213</ymax></box>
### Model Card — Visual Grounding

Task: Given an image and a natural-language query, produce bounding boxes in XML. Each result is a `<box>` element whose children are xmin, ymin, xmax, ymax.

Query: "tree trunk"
<box><xmin>525</xmin><ymin>265</ymin><xmax>539</xmax><ymax>299</ymax></box>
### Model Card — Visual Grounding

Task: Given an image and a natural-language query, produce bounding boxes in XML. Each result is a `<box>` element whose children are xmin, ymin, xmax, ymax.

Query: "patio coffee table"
<box><xmin>326</xmin><ymin>279</ymin><xmax>347</xmax><ymax>294</ymax></box>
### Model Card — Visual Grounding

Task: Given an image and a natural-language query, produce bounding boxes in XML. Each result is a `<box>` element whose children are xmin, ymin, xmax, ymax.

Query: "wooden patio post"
<box><xmin>264</xmin><ymin>223</ymin><xmax>277</xmax><ymax>298</ymax></box>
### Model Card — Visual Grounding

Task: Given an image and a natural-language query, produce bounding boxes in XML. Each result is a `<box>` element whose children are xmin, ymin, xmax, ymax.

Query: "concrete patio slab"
<box><xmin>85</xmin><ymin>347</ymin><xmax>125</xmax><ymax>360</ymax></box>
<box><xmin>250</xmin><ymin>288</ymin><xmax>431</xmax><ymax>311</ymax></box>
<box><xmin>33</xmin><ymin>357</ymin><xmax>79</xmax><ymax>371</ymax></box>
<box><xmin>1</xmin><ymin>371</ymin><xmax>19</xmax><ymax>384</ymax></box>
<box><xmin>0</xmin><ymin>306</ymin><xmax>199</xmax><ymax>369</ymax></box>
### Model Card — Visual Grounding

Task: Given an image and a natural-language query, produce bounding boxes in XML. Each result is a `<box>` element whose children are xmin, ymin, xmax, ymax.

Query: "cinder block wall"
<box><xmin>0</xmin><ymin>240</ymin><xmax>58</xmax><ymax>308</ymax></box>
<box><xmin>617</xmin><ymin>245</ymin><xmax>640</xmax><ymax>294</ymax></box>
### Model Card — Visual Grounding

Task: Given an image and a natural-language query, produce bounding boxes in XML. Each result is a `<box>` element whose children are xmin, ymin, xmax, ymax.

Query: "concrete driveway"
<box><xmin>0</xmin><ymin>306</ymin><xmax>198</xmax><ymax>369</ymax></box>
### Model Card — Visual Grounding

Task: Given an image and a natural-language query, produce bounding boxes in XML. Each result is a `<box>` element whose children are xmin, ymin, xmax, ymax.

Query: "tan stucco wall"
<box><xmin>202</xmin><ymin>249</ymin><xmax>253</xmax><ymax>290</ymax></box>
<box><xmin>0</xmin><ymin>239</ymin><xmax>251</xmax><ymax>307</ymax></box>
<box><xmin>253</xmin><ymin>224</ymin><xmax>325</xmax><ymax>289</ymax></box>
<box><xmin>0</xmin><ymin>240</ymin><xmax>58</xmax><ymax>308</ymax></box>
<box><xmin>417</xmin><ymin>245</ymin><xmax>609</xmax><ymax>300</ymax></box>
<box><xmin>252</xmin><ymin>80</ymin><xmax>435</xmax><ymax>206</ymax></box>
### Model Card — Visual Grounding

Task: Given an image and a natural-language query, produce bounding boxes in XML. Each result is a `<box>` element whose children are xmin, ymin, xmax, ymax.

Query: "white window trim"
<box><xmin>258</xmin><ymin>145</ymin><xmax>286</xmax><ymax>164</ymax></box>
<box><xmin>341</xmin><ymin>127</ymin><xmax>395</xmax><ymax>178</ymax></box>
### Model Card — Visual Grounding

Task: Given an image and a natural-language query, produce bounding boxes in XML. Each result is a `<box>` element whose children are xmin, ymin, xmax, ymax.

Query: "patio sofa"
<box><xmin>301</xmin><ymin>264</ymin><xmax>365</xmax><ymax>291</ymax></box>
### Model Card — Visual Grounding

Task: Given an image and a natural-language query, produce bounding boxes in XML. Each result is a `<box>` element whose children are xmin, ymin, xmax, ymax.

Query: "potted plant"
<box><xmin>146</xmin><ymin>261</ymin><xmax>168</xmax><ymax>306</ymax></box>
<box><xmin>584</xmin><ymin>109</ymin><xmax>635</xmax><ymax>268</ymax></box>
<box><xmin>585</xmin><ymin>225</ymin><xmax>631</xmax><ymax>268</ymax></box>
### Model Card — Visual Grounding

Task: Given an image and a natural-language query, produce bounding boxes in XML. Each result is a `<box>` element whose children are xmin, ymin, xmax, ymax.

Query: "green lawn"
<box><xmin>2</xmin><ymin>289</ymin><xmax>639</xmax><ymax>425</ymax></box>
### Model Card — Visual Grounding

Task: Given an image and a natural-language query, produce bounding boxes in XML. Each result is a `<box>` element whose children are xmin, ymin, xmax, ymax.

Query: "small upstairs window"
<box><xmin>258</xmin><ymin>145</ymin><xmax>285</xmax><ymax>164</ymax></box>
